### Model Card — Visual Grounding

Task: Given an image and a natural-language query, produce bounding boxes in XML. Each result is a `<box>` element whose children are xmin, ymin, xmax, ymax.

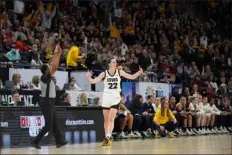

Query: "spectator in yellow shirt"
<box><xmin>109</xmin><ymin>13</ymin><xmax>120</xmax><ymax>38</ymax></box>
<box><xmin>125</xmin><ymin>14</ymin><xmax>136</xmax><ymax>35</ymax></box>
<box><xmin>153</xmin><ymin>97</ymin><xmax>178</xmax><ymax>138</ymax></box>
<box><xmin>66</xmin><ymin>45</ymin><xmax>85</xmax><ymax>69</ymax></box>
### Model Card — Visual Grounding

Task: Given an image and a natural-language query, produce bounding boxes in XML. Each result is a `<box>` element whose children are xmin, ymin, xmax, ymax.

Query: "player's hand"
<box><xmin>54</xmin><ymin>44</ymin><xmax>62</xmax><ymax>54</ymax></box>
<box><xmin>86</xmin><ymin>70</ymin><xmax>93</xmax><ymax>78</ymax></box>
<box><xmin>160</xmin><ymin>125</ymin><xmax>165</xmax><ymax>131</ymax></box>
<box><xmin>139</xmin><ymin>66</ymin><xmax>143</xmax><ymax>74</ymax></box>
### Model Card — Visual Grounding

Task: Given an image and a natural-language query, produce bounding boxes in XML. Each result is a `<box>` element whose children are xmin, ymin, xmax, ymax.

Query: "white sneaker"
<box><xmin>198</xmin><ymin>129</ymin><xmax>203</xmax><ymax>135</ymax></box>
<box><xmin>199</xmin><ymin>129</ymin><xmax>204</xmax><ymax>135</ymax></box>
<box><xmin>134</xmin><ymin>131</ymin><xmax>142</xmax><ymax>138</ymax></box>
<box><xmin>223</xmin><ymin>127</ymin><xmax>229</xmax><ymax>133</ymax></box>
<box><xmin>228</xmin><ymin>127</ymin><xmax>232</xmax><ymax>132</ymax></box>
<box><xmin>190</xmin><ymin>129</ymin><xmax>196</xmax><ymax>135</ymax></box>
<box><xmin>203</xmin><ymin>128</ymin><xmax>208</xmax><ymax>134</ymax></box>
<box><xmin>211</xmin><ymin>129</ymin><xmax>216</xmax><ymax>134</ymax></box>
<box><xmin>186</xmin><ymin>129</ymin><xmax>192</xmax><ymax>136</ymax></box>
<box><xmin>127</xmin><ymin>132</ymin><xmax>138</xmax><ymax>138</ymax></box>
<box><xmin>193</xmin><ymin>128</ymin><xmax>199</xmax><ymax>134</ymax></box>
<box><xmin>118</xmin><ymin>131</ymin><xmax>128</xmax><ymax>139</ymax></box>
<box><xmin>179</xmin><ymin>128</ymin><xmax>185</xmax><ymax>135</ymax></box>
<box><xmin>219</xmin><ymin>127</ymin><xmax>225</xmax><ymax>133</ymax></box>
<box><xmin>207</xmin><ymin>129</ymin><xmax>212</xmax><ymax>134</ymax></box>
<box><xmin>214</xmin><ymin>127</ymin><xmax>219</xmax><ymax>134</ymax></box>
<box><xmin>142</xmin><ymin>131</ymin><xmax>150</xmax><ymax>138</ymax></box>
<box><xmin>176</xmin><ymin>129</ymin><xmax>182</xmax><ymax>135</ymax></box>
<box><xmin>220</xmin><ymin>127</ymin><xmax>226</xmax><ymax>133</ymax></box>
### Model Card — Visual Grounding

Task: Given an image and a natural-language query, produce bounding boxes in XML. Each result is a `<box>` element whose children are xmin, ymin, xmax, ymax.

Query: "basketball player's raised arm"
<box><xmin>50</xmin><ymin>44</ymin><xmax>62</xmax><ymax>76</ymax></box>
<box><xmin>86</xmin><ymin>71</ymin><xmax>105</xmax><ymax>84</ymax></box>
<box><xmin>119</xmin><ymin>66</ymin><xmax>143</xmax><ymax>80</ymax></box>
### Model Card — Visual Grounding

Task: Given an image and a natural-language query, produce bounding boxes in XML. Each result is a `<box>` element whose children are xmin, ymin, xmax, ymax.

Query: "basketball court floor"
<box><xmin>1</xmin><ymin>135</ymin><xmax>231</xmax><ymax>154</ymax></box>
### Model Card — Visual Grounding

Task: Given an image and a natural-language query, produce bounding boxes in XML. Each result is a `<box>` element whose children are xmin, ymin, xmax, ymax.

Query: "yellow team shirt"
<box><xmin>110</xmin><ymin>25</ymin><xmax>120</xmax><ymax>38</ymax></box>
<box><xmin>66</xmin><ymin>46</ymin><xmax>83</xmax><ymax>67</ymax></box>
<box><xmin>125</xmin><ymin>24</ymin><xmax>135</xmax><ymax>35</ymax></box>
<box><xmin>153</xmin><ymin>108</ymin><xmax>175</xmax><ymax>124</ymax></box>
<box><xmin>45</xmin><ymin>44</ymin><xmax>53</xmax><ymax>60</ymax></box>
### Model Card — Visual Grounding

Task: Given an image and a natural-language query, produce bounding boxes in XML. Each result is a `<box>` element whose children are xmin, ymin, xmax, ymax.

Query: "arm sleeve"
<box><xmin>154</xmin><ymin>109</ymin><xmax>161</xmax><ymax>123</ymax></box>
<box><xmin>73</xmin><ymin>47</ymin><xmax>83</xmax><ymax>61</ymax></box>
<box><xmin>169</xmin><ymin>109</ymin><xmax>175</xmax><ymax>120</ymax></box>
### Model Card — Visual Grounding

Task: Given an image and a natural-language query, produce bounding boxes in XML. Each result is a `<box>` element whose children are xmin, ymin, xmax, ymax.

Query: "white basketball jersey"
<box><xmin>104</xmin><ymin>70</ymin><xmax>121</xmax><ymax>92</ymax></box>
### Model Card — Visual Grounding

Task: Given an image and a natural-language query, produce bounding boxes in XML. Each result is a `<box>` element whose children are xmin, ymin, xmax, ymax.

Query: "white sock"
<box><xmin>106</xmin><ymin>133</ymin><xmax>111</xmax><ymax>138</ymax></box>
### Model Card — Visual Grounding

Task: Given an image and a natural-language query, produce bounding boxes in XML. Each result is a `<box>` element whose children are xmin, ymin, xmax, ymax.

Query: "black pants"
<box><xmin>156</xmin><ymin>121</ymin><xmax>177</xmax><ymax>137</ymax></box>
<box><xmin>133</xmin><ymin>116</ymin><xmax>142</xmax><ymax>131</ymax></box>
<box><xmin>33</xmin><ymin>98</ymin><xmax>63</xmax><ymax>144</ymax></box>
<box><xmin>215</xmin><ymin>115</ymin><xmax>226</xmax><ymax>127</ymax></box>
<box><xmin>215</xmin><ymin>115</ymin><xmax>232</xmax><ymax>128</ymax></box>
<box><xmin>141</xmin><ymin>115</ymin><xmax>154</xmax><ymax>131</ymax></box>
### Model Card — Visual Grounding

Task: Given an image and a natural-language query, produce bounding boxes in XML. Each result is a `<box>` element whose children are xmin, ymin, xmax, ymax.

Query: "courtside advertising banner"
<box><xmin>0</xmin><ymin>107</ymin><xmax>104</xmax><ymax>148</ymax></box>
<box><xmin>136</xmin><ymin>82</ymin><xmax>170</xmax><ymax>99</ymax></box>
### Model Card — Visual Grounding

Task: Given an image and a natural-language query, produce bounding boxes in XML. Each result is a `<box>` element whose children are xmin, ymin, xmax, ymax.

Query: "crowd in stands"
<box><xmin>0</xmin><ymin>0</ymin><xmax>231</xmax><ymax>138</ymax></box>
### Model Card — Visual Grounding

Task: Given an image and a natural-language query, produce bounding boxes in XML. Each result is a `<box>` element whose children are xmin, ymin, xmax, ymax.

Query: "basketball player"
<box><xmin>30</xmin><ymin>44</ymin><xmax>67</xmax><ymax>149</ymax></box>
<box><xmin>86</xmin><ymin>58</ymin><xmax>143</xmax><ymax>146</ymax></box>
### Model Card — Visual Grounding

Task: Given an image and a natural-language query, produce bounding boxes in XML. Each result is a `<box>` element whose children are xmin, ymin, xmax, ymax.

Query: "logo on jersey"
<box><xmin>20</xmin><ymin>116</ymin><xmax>48</xmax><ymax>137</ymax></box>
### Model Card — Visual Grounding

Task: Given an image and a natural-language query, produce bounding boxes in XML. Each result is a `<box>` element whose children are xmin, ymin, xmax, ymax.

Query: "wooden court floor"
<box><xmin>1</xmin><ymin>135</ymin><xmax>231</xmax><ymax>154</ymax></box>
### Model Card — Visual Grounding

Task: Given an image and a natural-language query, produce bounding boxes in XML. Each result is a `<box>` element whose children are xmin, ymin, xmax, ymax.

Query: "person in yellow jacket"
<box><xmin>66</xmin><ymin>46</ymin><xmax>86</xmax><ymax>69</ymax></box>
<box><xmin>153</xmin><ymin>97</ymin><xmax>178</xmax><ymax>138</ymax></box>
<box><xmin>109</xmin><ymin>13</ymin><xmax>120</xmax><ymax>38</ymax></box>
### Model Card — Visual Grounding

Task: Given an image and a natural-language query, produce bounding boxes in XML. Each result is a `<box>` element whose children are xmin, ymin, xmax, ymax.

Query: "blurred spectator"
<box><xmin>31</xmin><ymin>75</ymin><xmax>41</xmax><ymax>90</ymax></box>
<box><xmin>182</xmin><ymin>87</ymin><xmax>190</xmax><ymax>98</ymax></box>
<box><xmin>66</xmin><ymin>45</ymin><xmax>84</xmax><ymax>70</ymax></box>
<box><xmin>205</xmin><ymin>75</ymin><xmax>218</xmax><ymax>93</ymax></box>
<box><xmin>11</xmin><ymin>73</ymin><xmax>28</xmax><ymax>89</ymax></box>
<box><xmin>41</xmin><ymin>3</ymin><xmax>56</xmax><ymax>29</ymax></box>
<box><xmin>31</xmin><ymin>52</ymin><xmax>43</xmax><ymax>67</ymax></box>
<box><xmin>64</xmin><ymin>77</ymin><xmax>82</xmax><ymax>91</ymax></box>
<box><xmin>6</xmin><ymin>48</ymin><xmax>21</xmax><ymax>62</ymax></box>
<box><xmin>59</xmin><ymin>93</ymin><xmax>71</xmax><ymax>106</ymax></box>
<box><xmin>9</xmin><ymin>89</ymin><xmax>24</xmax><ymax>106</ymax></box>
<box><xmin>78</xmin><ymin>93</ymin><xmax>88</xmax><ymax>106</ymax></box>
<box><xmin>153</xmin><ymin>97</ymin><xmax>161</xmax><ymax>112</ymax></box>
<box><xmin>92</xmin><ymin>97</ymin><xmax>100</xmax><ymax>106</ymax></box>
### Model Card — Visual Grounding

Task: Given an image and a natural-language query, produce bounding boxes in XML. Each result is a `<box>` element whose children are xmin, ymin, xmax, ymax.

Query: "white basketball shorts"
<box><xmin>102</xmin><ymin>92</ymin><xmax>121</xmax><ymax>109</ymax></box>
